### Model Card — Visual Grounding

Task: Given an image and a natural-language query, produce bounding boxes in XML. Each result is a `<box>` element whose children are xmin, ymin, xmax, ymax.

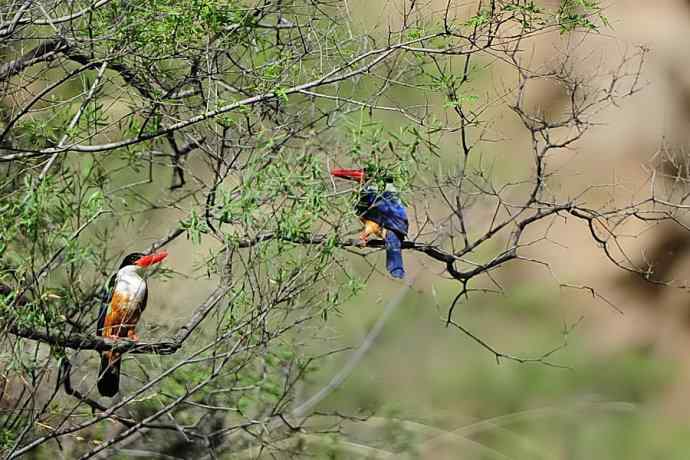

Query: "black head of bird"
<box><xmin>119</xmin><ymin>251</ymin><xmax>169</xmax><ymax>271</ymax></box>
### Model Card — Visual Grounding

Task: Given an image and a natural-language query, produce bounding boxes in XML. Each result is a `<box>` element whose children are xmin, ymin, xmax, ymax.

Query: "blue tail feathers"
<box><xmin>384</xmin><ymin>231</ymin><xmax>405</xmax><ymax>279</ymax></box>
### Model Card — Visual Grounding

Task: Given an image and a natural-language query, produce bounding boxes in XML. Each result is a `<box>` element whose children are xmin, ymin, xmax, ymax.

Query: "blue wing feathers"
<box><xmin>358</xmin><ymin>190</ymin><xmax>408</xmax><ymax>236</ymax></box>
<box><xmin>358</xmin><ymin>188</ymin><xmax>408</xmax><ymax>278</ymax></box>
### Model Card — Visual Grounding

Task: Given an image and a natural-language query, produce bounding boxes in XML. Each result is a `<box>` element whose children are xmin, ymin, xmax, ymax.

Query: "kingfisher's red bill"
<box><xmin>135</xmin><ymin>250</ymin><xmax>168</xmax><ymax>267</ymax></box>
<box><xmin>331</xmin><ymin>168</ymin><xmax>365</xmax><ymax>182</ymax></box>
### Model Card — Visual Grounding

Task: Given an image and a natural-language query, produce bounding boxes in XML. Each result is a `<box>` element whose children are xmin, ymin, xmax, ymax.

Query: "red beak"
<box><xmin>330</xmin><ymin>168</ymin><xmax>365</xmax><ymax>182</ymax></box>
<box><xmin>135</xmin><ymin>250</ymin><xmax>169</xmax><ymax>267</ymax></box>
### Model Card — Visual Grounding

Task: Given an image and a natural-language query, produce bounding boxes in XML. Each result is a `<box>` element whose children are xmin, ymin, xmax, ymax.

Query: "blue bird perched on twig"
<box><xmin>331</xmin><ymin>167</ymin><xmax>409</xmax><ymax>278</ymax></box>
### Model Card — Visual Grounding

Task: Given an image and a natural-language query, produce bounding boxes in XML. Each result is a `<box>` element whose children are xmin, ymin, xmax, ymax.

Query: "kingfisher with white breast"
<box><xmin>96</xmin><ymin>250</ymin><xmax>168</xmax><ymax>397</ymax></box>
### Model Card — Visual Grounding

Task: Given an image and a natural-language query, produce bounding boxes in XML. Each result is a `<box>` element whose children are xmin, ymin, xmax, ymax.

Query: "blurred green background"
<box><xmin>307</xmin><ymin>273</ymin><xmax>682</xmax><ymax>459</ymax></box>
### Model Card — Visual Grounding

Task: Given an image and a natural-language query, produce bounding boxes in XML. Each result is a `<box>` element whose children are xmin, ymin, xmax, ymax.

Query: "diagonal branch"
<box><xmin>6</xmin><ymin>285</ymin><xmax>229</xmax><ymax>355</ymax></box>
<box><xmin>0</xmin><ymin>37</ymin><xmax>68</xmax><ymax>82</ymax></box>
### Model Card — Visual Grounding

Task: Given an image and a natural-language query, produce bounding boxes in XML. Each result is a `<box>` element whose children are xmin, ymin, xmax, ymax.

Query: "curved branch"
<box><xmin>0</xmin><ymin>32</ymin><xmax>446</xmax><ymax>160</ymax></box>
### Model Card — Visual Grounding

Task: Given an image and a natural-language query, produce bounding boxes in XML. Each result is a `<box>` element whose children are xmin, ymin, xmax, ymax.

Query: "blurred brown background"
<box><xmin>289</xmin><ymin>1</ymin><xmax>690</xmax><ymax>458</ymax></box>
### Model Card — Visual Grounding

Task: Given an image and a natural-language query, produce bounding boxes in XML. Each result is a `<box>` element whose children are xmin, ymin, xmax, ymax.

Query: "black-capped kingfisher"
<box><xmin>331</xmin><ymin>167</ymin><xmax>409</xmax><ymax>278</ymax></box>
<box><xmin>96</xmin><ymin>250</ymin><xmax>168</xmax><ymax>397</ymax></box>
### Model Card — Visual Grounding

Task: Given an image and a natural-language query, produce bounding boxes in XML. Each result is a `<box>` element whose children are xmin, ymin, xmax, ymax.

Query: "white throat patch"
<box><xmin>115</xmin><ymin>266</ymin><xmax>147</xmax><ymax>311</ymax></box>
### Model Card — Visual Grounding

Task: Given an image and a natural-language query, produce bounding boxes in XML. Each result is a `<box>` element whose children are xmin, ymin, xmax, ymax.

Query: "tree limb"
<box><xmin>0</xmin><ymin>38</ymin><xmax>68</xmax><ymax>82</ymax></box>
<box><xmin>6</xmin><ymin>285</ymin><xmax>228</xmax><ymax>355</ymax></box>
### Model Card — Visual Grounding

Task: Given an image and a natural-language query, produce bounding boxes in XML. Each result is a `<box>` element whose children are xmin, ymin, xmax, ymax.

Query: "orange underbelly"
<box><xmin>361</xmin><ymin>218</ymin><xmax>384</xmax><ymax>238</ymax></box>
<box><xmin>103</xmin><ymin>291</ymin><xmax>142</xmax><ymax>338</ymax></box>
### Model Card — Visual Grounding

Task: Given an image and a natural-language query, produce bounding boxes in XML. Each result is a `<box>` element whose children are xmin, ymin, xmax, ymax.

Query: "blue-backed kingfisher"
<box><xmin>331</xmin><ymin>167</ymin><xmax>408</xmax><ymax>278</ymax></box>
